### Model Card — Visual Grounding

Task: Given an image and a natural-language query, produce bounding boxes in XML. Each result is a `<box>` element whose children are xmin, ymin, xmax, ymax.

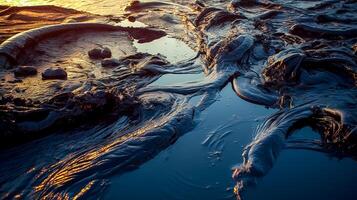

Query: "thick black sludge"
<box><xmin>0</xmin><ymin>23</ymin><xmax>166</xmax><ymax>68</ymax></box>
<box><xmin>0</xmin><ymin>0</ymin><xmax>356</xmax><ymax>199</ymax></box>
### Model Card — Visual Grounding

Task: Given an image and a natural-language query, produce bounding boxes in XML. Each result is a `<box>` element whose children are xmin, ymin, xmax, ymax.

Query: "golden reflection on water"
<box><xmin>0</xmin><ymin>0</ymin><xmax>130</xmax><ymax>15</ymax></box>
<box><xmin>73</xmin><ymin>180</ymin><xmax>95</xmax><ymax>200</ymax></box>
<box><xmin>33</xmin><ymin>103</ymin><xmax>184</xmax><ymax>198</ymax></box>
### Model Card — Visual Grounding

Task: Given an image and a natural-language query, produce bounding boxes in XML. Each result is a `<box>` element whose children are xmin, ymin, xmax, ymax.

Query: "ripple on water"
<box><xmin>105</xmin><ymin>86</ymin><xmax>275</xmax><ymax>200</ymax></box>
<box><xmin>246</xmin><ymin>128</ymin><xmax>357</xmax><ymax>200</ymax></box>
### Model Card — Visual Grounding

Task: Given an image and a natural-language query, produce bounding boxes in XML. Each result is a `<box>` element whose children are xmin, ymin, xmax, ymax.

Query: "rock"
<box><xmin>101</xmin><ymin>58</ymin><xmax>121</xmax><ymax>68</ymax></box>
<box><xmin>14</xmin><ymin>66</ymin><xmax>37</xmax><ymax>77</ymax></box>
<box><xmin>88</xmin><ymin>47</ymin><xmax>112</xmax><ymax>59</ymax></box>
<box><xmin>88</xmin><ymin>48</ymin><xmax>103</xmax><ymax>59</ymax></box>
<box><xmin>101</xmin><ymin>47</ymin><xmax>112</xmax><ymax>59</ymax></box>
<box><xmin>128</xmin><ymin>16</ymin><xmax>136</xmax><ymax>22</ymax></box>
<box><xmin>42</xmin><ymin>68</ymin><xmax>67</xmax><ymax>80</ymax></box>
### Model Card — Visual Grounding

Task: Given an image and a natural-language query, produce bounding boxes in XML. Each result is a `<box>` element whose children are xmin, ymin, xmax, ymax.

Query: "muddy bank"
<box><xmin>0</xmin><ymin>3</ymin><xmax>200</xmax><ymax>199</ymax></box>
<box><xmin>0</xmin><ymin>5</ymin><xmax>100</xmax><ymax>44</ymax></box>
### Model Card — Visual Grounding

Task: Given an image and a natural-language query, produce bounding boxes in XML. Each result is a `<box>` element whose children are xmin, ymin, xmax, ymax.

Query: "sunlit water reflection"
<box><xmin>1</xmin><ymin>0</ymin><xmax>131</xmax><ymax>15</ymax></box>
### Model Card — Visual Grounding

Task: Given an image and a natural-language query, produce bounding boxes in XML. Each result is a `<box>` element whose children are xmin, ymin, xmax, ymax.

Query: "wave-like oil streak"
<box><xmin>0</xmin><ymin>1</ymin><xmax>245</xmax><ymax>198</ymax></box>
<box><xmin>231</xmin><ymin>105</ymin><xmax>315</xmax><ymax>197</ymax></box>
<box><xmin>0</xmin><ymin>10</ymin><xmax>200</xmax><ymax>198</ymax></box>
<box><xmin>30</xmin><ymin>93</ymin><xmax>196</xmax><ymax>199</ymax></box>
<box><xmin>219</xmin><ymin>0</ymin><xmax>357</xmax><ymax>199</ymax></box>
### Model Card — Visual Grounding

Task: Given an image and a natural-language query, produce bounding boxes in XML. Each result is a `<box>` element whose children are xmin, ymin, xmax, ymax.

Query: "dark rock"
<box><xmin>42</xmin><ymin>68</ymin><xmax>67</xmax><ymax>80</ymax></box>
<box><xmin>88</xmin><ymin>48</ymin><xmax>103</xmax><ymax>59</ymax></box>
<box><xmin>128</xmin><ymin>16</ymin><xmax>136</xmax><ymax>22</ymax></box>
<box><xmin>14</xmin><ymin>66</ymin><xmax>37</xmax><ymax>77</ymax></box>
<box><xmin>127</xmin><ymin>28</ymin><xmax>167</xmax><ymax>43</ymax></box>
<box><xmin>101</xmin><ymin>47</ymin><xmax>112</xmax><ymax>59</ymax></box>
<box><xmin>101</xmin><ymin>58</ymin><xmax>121</xmax><ymax>68</ymax></box>
<box><xmin>88</xmin><ymin>47</ymin><xmax>112</xmax><ymax>59</ymax></box>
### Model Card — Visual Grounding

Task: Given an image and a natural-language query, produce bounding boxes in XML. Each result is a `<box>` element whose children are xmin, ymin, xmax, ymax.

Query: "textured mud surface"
<box><xmin>0</xmin><ymin>0</ymin><xmax>356</xmax><ymax>199</ymax></box>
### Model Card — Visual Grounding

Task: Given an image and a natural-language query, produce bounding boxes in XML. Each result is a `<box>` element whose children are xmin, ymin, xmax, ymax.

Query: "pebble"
<box><xmin>14</xmin><ymin>66</ymin><xmax>37</xmax><ymax>77</ymax></box>
<box><xmin>101</xmin><ymin>47</ymin><xmax>112</xmax><ymax>59</ymax></box>
<box><xmin>101</xmin><ymin>58</ymin><xmax>121</xmax><ymax>68</ymax></box>
<box><xmin>88</xmin><ymin>47</ymin><xmax>112</xmax><ymax>59</ymax></box>
<box><xmin>42</xmin><ymin>68</ymin><xmax>67</xmax><ymax>80</ymax></box>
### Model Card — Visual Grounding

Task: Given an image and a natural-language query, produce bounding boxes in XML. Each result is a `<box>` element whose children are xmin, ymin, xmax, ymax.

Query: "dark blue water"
<box><xmin>105</xmin><ymin>85</ymin><xmax>274</xmax><ymax>200</ymax></box>
<box><xmin>105</xmin><ymin>85</ymin><xmax>357</xmax><ymax>200</ymax></box>
<box><xmin>248</xmin><ymin>128</ymin><xmax>357</xmax><ymax>200</ymax></box>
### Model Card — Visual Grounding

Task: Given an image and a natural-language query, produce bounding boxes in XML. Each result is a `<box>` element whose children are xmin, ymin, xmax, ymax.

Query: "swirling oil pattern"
<box><xmin>0</xmin><ymin>0</ymin><xmax>356</xmax><ymax>199</ymax></box>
